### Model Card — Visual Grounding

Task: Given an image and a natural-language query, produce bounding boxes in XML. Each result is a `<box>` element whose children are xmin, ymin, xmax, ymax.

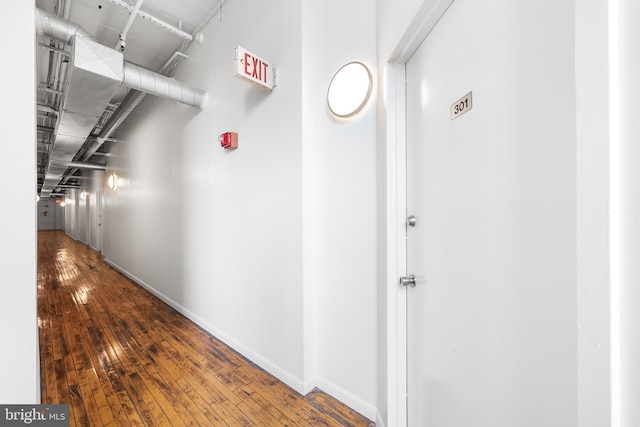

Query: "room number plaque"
<box><xmin>451</xmin><ymin>91</ymin><xmax>472</xmax><ymax>119</ymax></box>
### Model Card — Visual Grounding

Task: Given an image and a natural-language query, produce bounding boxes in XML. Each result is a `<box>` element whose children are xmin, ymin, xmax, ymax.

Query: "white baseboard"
<box><xmin>304</xmin><ymin>375</ymin><xmax>379</xmax><ymax>423</ymax></box>
<box><xmin>103</xmin><ymin>259</ymin><xmax>305</xmax><ymax>394</ymax></box>
<box><xmin>104</xmin><ymin>258</ymin><xmax>381</xmax><ymax>425</ymax></box>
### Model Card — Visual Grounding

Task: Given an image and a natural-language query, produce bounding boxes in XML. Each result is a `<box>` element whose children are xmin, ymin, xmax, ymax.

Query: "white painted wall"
<box><xmin>64</xmin><ymin>191</ymin><xmax>71</xmax><ymax>236</ymax></box>
<box><xmin>89</xmin><ymin>171</ymin><xmax>104</xmax><ymax>251</ymax></box>
<box><xmin>0</xmin><ymin>1</ymin><xmax>38</xmax><ymax>403</ymax></box>
<box><xmin>100</xmin><ymin>0</ymin><xmax>380</xmax><ymax>419</ymax></box>
<box><xmin>37</xmin><ymin>200</ymin><xmax>64</xmax><ymax>230</ymax></box>
<box><xmin>63</xmin><ymin>181</ymin><xmax>102</xmax><ymax>248</ymax></box>
<box><xmin>619</xmin><ymin>1</ymin><xmax>640</xmax><ymax>425</ymax></box>
<box><xmin>575</xmin><ymin>0</ymin><xmax>612</xmax><ymax>425</ymax></box>
<box><xmin>172</xmin><ymin>0</ymin><xmax>306</xmax><ymax>385</ymax></box>
<box><xmin>64</xmin><ymin>189</ymin><xmax>81</xmax><ymax>241</ymax></box>
<box><xmin>79</xmin><ymin>194</ymin><xmax>89</xmax><ymax>244</ymax></box>
<box><xmin>301</xmin><ymin>0</ymin><xmax>378</xmax><ymax>417</ymax></box>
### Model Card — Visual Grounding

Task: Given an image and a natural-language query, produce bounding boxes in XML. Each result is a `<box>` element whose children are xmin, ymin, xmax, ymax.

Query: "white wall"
<box><xmin>37</xmin><ymin>200</ymin><xmax>64</xmax><ymax>230</ymax></box>
<box><xmin>173</xmin><ymin>0</ymin><xmax>306</xmax><ymax>385</ymax></box>
<box><xmin>89</xmin><ymin>171</ymin><xmax>104</xmax><ymax>251</ymax></box>
<box><xmin>100</xmin><ymin>0</ymin><xmax>380</xmax><ymax>419</ymax></box>
<box><xmin>64</xmin><ymin>189</ymin><xmax>77</xmax><ymax>239</ymax></box>
<box><xmin>301</xmin><ymin>0</ymin><xmax>378</xmax><ymax>417</ymax></box>
<box><xmin>79</xmin><ymin>193</ymin><xmax>88</xmax><ymax>244</ymax></box>
<box><xmin>104</xmin><ymin>0</ymin><xmax>307</xmax><ymax>396</ymax></box>
<box><xmin>574</xmin><ymin>2</ymin><xmax>640</xmax><ymax>425</ymax></box>
<box><xmin>63</xmin><ymin>180</ymin><xmax>102</xmax><ymax>248</ymax></box>
<box><xmin>619</xmin><ymin>0</ymin><xmax>640</xmax><ymax>425</ymax></box>
<box><xmin>0</xmin><ymin>1</ymin><xmax>38</xmax><ymax>403</ymax></box>
<box><xmin>575</xmin><ymin>0</ymin><xmax>612</xmax><ymax>425</ymax></box>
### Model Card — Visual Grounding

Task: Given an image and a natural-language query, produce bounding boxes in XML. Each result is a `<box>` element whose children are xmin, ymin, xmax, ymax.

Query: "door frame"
<box><xmin>95</xmin><ymin>190</ymin><xmax>103</xmax><ymax>252</ymax></box>
<box><xmin>384</xmin><ymin>1</ymin><xmax>455</xmax><ymax>425</ymax></box>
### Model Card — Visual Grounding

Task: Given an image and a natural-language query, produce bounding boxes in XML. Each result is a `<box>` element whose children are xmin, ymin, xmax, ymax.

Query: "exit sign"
<box><xmin>235</xmin><ymin>46</ymin><xmax>276</xmax><ymax>90</ymax></box>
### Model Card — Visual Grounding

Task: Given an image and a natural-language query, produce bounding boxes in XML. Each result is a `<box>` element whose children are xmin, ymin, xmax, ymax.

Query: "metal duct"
<box><xmin>78</xmin><ymin>51</ymin><xmax>193</xmax><ymax>161</ymax></box>
<box><xmin>123</xmin><ymin>62</ymin><xmax>206</xmax><ymax>108</ymax></box>
<box><xmin>68</xmin><ymin>162</ymin><xmax>107</xmax><ymax>171</ymax></box>
<box><xmin>39</xmin><ymin>23</ymin><xmax>123</xmax><ymax>198</ymax></box>
<box><xmin>79</xmin><ymin>89</ymin><xmax>147</xmax><ymax>160</ymax></box>
<box><xmin>36</xmin><ymin>8</ymin><xmax>206</xmax><ymax>110</ymax></box>
<box><xmin>35</xmin><ymin>8</ymin><xmax>93</xmax><ymax>44</ymax></box>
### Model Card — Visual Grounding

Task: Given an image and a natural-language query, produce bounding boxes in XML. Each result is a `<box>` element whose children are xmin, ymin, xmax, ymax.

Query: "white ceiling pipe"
<box><xmin>79</xmin><ymin>90</ymin><xmax>147</xmax><ymax>161</ymax></box>
<box><xmin>37</xmin><ymin>9</ymin><xmax>123</xmax><ymax>199</ymax></box>
<box><xmin>35</xmin><ymin>8</ymin><xmax>206</xmax><ymax>110</ymax></box>
<box><xmin>35</xmin><ymin>7</ymin><xmax>92</xmax><ymax>44</ymax></box>
<box><xmin>107</xmin><ymin>0</ymin><xmax>193</xmax><ymax>41</ymax></box>
<box><xmin>37</xmin><ymin>105</ymin><xmax>58</xmax><ymax>116</ymax></box>
<box><xmin>122</xmin><ymin>62</ymin><xmax>206</xmax><ymax>108</ymax></box>
<box><xmin>115</xmin><ymin>0</ymin><xmax>144</xmax><ymax>51</ymax></box>
<box><xmin>34</xmin><ymin>6</ymin><xmax>206</xmax><ymax>192</ymax></box>
<box><xmin>54</xmin><ymin>184</ymin><xmax>82</xmax><ymax>188</ymax></box>
<box><xmin>79</xmin><ymin>51</ymin><xmax>190</xmax><ymax>161</ymax></box>
<box><xmin>62</xmin><ymin>0</ymin><xmax>71</xmax><ymax>20</ymax></box>
<box><xmin>68</xmin><ymin>162</ymin><xmax>107</xmax><ymax>171</ymax></box>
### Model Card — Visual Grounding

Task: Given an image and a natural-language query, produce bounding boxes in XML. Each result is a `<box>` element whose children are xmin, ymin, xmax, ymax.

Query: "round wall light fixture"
<box><xmin>327</xmin><ymin>61</ymin><xmax>373</xmax><ymax>119</ymax></box>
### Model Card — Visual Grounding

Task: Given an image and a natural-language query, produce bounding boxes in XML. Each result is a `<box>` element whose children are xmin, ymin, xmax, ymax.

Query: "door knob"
<box><xmin>407</xmin><ymin>215</ymin><xmax>417</xmax><ymax>227</ymax></box>
<box><xmin>399</xmin><ymin>274</ymin><xmax>416</xmax><ymax>287</ymax></box>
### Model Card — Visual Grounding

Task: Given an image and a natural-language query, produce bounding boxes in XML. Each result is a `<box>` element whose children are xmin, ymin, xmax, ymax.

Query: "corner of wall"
<box><xmin>305</xmin><ymin>376</ymin><xmax>379</xmax><ymax>423</ymax></box>
<box><xmin>103</xmin><ymin>257</ymin><xmax>307</xmax><ymax>393</ymax></box>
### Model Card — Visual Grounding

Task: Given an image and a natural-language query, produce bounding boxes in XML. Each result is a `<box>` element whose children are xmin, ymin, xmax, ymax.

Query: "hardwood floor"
<box><xmin>37</xmin><ymin>231</ymin><xmax>374</xmax><ymax>427</ymax></box>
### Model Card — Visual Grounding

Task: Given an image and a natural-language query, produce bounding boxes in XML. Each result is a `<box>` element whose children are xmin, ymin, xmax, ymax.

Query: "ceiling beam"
<box><xmin>37</xmin><ymin>125</ymin><xmax>55</xmax><ymax>133</ymax></box>
<box><xmin>107</xmin><ymin>0</ymin><xmax>193</xmax><ymax>41</ymax></box>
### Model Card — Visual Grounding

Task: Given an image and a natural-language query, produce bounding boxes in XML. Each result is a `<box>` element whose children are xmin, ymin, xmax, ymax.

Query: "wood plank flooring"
<box><xmin>37</xmin><ymin>231</ymin><xmax>374</xmax><ymax>427</ymax></box>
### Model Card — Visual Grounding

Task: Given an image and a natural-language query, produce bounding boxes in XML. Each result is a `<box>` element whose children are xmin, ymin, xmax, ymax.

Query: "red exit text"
<box><xmin>235</xmin><ymin>46</ymin><xmax>275</xmax><ymax>90</ymax></box>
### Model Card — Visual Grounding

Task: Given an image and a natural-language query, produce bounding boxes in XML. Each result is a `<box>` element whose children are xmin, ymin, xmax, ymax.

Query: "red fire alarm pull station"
<box><xmin>219</xmin><ymin>132</ymin><xmax>238</xmax><ymax>150</ymax></box>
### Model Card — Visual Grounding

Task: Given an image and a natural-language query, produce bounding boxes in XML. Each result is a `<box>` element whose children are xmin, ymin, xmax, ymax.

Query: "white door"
<box><xmin>405</xmin><ymin>0</ymin><xmax>576</xmax><ymax>425</ymax></box>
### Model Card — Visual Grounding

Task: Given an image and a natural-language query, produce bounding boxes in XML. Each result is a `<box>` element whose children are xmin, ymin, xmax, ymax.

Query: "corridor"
<box><xmin>37</xmin><ymin>231</ymin><xmax>373</xmax><ymax>426</ymax></box>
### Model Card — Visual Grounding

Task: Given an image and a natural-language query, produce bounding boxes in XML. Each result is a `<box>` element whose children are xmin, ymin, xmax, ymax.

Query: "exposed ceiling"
<box><xmin>36</xmin><ymin>0</ymin><xmax>220</xmax><ymax>199</ymax></box>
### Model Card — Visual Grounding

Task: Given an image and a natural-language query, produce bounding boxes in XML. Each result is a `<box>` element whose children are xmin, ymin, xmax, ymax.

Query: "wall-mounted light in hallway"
<box><xmin>108</xmin><ymin>172</ymin><xmax>130</xmax><ymax>190</ymax></box>
<box><xmin>327</xmin><ymin>61</ymin><xmax>372</xmax><ymax>119</ymax></box>
<box><xmin>108</xmin><ymin>172</ymin><xmax>119</xmax><ymax>190</ymax></box>
<box><xmin>80</xmin><ymin>191</ymin><xmax>90</xmax><ymax>201</ymax></box>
